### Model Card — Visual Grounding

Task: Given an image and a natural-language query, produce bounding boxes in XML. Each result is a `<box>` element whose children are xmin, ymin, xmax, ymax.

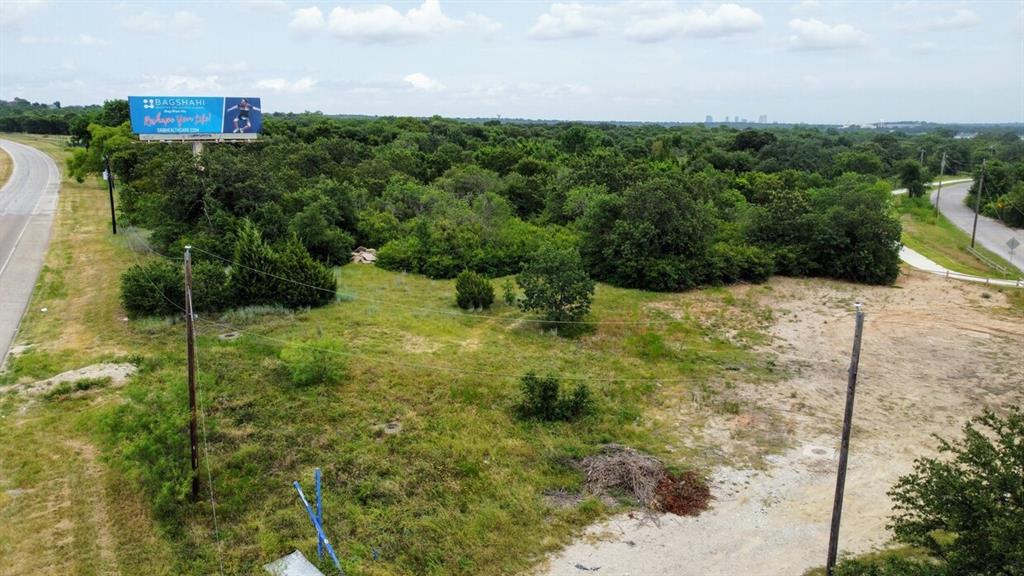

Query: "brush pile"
<box><xmin>578</xmin><ymin>444</ymin><xmax>711</xmax><ymax>516</ymax></box>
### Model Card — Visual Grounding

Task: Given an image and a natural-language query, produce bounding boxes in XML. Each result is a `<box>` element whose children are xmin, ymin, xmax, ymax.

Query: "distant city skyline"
<box><xmin>1</xmin><ymin>1</ymin><xmax>1022</xmax><ymax>124</ymax></box>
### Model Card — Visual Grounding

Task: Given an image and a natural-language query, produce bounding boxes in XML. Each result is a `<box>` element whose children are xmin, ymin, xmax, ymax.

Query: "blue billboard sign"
<box><xmin>128</xmin><ymin>96</ymin><xmax>262</xmax><ymax>140</ymax></box>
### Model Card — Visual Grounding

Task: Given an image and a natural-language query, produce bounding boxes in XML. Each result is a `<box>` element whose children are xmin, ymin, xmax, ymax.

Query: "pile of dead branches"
<box><xmin>578</xmin><ymin>444</ymin><xmax>666</xmax><ymax>508</ymax></box>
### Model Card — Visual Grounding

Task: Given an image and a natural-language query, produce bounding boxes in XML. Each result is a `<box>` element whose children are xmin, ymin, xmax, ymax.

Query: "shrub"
<box><xmin>887</xmin><ymin>408</ymin><xmax>1024</xmax><ymax>574</ymax></box>
<box><xmin>229</xmin><ymin>219</ymin><xmax>278</xmax><ymax>307</ymax></box>
<box><xmin>707</xmin><ymin>242</ymin><xmax>775</xmax><ymax>284</ymax></box>
<box><xmin>455</xmin><ymin>270</ymin><xmax>494</xmax><ymax>310</ymax></box>
<box><xmin>517</xmin><ymin>244</ymin><xmax>595</xmax><ymax>325</ymax></box>
<box><xmin>191</xmin><ymin>260</ymin><xmax>230</xmax><ymax>313</ymax></box>
<box><xmin>273</xmin><ymin>237</ymin><xmax>337</xmax><ymax>308</ymax></box>
<box><xmin>502</xmin><ymin>278</ymin><xmax>517</xmax><ymax>306</ymax></box>
<box><xmin>280</xmin><ymin>337</ymin><xmax>347</xmax><ymax>387</ymax></box>
<box><xmin>121</xmin><ymin>259</ymin><xmax>184</xmax><ymax>318</ymax></box>
<box><xmin>515</xmin><ymin>372</ymin><xmax>592</xmax><ymax>422</ymax></box>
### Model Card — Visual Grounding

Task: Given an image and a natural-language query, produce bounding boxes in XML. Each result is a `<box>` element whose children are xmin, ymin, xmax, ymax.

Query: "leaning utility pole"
<box><xmin>826</xmin><ymin>304</ymin><xmax>865</xmax><ymax>576</ymax></box>
<box><xmin>184</xmin><ymin>246</ymin><xmax>199</xmax><ymax>501</ymax></box>
<box><xmin>933</xmin><ymin>151</ymin><xmax>947</xmax><ymax>218</ymax></box>
<box><xmin>971</xmin><ymin>160</ymin><xmax>986</xmax><ymax>248</ymax></box>
<box><xmin>103</xmin><ymin>155</ymin><xmax>117</xmax><ymax>234</ymax></box>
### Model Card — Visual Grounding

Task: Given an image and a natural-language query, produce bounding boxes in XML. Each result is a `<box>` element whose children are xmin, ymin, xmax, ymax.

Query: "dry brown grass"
<box><xmin>0</xmin><ymin>144</ymin><xmax>11</xmax><ymax>188</ymax></box>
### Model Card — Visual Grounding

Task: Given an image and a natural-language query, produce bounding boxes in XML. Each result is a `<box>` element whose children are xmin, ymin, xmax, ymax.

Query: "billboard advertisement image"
<box><xmin>128</xmin><ymin>96</ymin><xmax>262</xmax><ymax>141</ymax></box>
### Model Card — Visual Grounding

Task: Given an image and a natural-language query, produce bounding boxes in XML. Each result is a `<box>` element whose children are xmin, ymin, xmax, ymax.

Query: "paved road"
<box><xmin>931</xmin><ymin>180</ymin><xmax>1024</xmax><ymax>275</ymax></box>
<box><xmin>0</xmin><ymin>139</ymin><xmax>60</xmax><ymax>368</ymax></box>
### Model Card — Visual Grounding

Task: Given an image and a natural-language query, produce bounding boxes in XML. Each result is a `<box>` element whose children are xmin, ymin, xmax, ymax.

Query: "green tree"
<box><xmin>67</xmin><ymin>122</ymin><xmax>133</xmax><ymax>182</ymax></box>
<box><xmin>455</xmin><ymin>270</ymin><xmax>494</xmax><ymax>310</ymax></box>
<box><xmin>898</xmin><ymin>160</ymin><xmax>928</xmax><ymax>198</ymax></box>
<box><xmin>228</xmin><ymin>219</ymin><xmax>279</xmax><ymax>306</ymax></box>
<box><xmin>516</xmin><ymin>244</ymin><xmax>595</xmax><ymax>324</ymax></box>
<box><xmin>273</xmin><ymin>236</ymin><xmax>337</xmax><ymax>308</ymax></box>
<box><xmin>888</xmin><ymin>409</ymin><xmax>1024</xmax><ymax>575</ymax></box>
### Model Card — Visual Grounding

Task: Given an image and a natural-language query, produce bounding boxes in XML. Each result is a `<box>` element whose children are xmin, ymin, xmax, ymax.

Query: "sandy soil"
<box><xmin>539</xmin><ymin>270</ymin><xmax>1024</xmax><ymax>576</ymax></box>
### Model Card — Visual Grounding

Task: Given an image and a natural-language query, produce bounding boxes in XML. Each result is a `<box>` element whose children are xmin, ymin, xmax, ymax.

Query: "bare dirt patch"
<box><xmin>13</xmin><ymin>363</ymin><xmax>136</xmax><ymax>397</ymax></box>
<box><xmin>538</xmin><ymin>271</ymin><xmax>1024</xmax><ymax>576</ymax></box>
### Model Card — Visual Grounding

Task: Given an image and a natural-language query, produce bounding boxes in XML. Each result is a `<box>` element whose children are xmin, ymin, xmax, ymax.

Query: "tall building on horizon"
<box><xmin>705</xmin><ymin>115</ymin><xmax>713</xmax><ymax>123</ymax></box>
<box><xmin>758</xmin><ymin>114</ymin><xmax>767</xmax><ymax>123</ymax></box>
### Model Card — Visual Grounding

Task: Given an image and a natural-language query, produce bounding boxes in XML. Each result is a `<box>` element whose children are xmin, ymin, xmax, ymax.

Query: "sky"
<box><xmin>1</xmin><ymin>0</ymin><xmax>1022</xmax><ymax>124</ymax></box>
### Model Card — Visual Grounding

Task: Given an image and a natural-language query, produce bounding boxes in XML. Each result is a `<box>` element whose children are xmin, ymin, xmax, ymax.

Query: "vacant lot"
<box><xmin>2</xmin><ymin>136</ymin><xmax>1021</xmax><ymax>575</ymax></box>
<box><xmin>540</xmin><ymin>270</ymin><xmax>1023</xmax><ymax>576</ymax></box>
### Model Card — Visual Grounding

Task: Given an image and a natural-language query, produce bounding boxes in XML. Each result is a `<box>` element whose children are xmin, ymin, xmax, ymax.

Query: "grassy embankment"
<box><xmin>0</xmin><ymin>144</ymin><xmax>11</xmax><ymax>187</ymax></box>
<box><xmin>895</xmin><ymin>192</ymin><xmax>1019</xmax><ymax>280</ymax></box>
<box><xmin>0</xmin><ymin>134</ymin><xmax>780</xmax><ymax>574</ymax></box>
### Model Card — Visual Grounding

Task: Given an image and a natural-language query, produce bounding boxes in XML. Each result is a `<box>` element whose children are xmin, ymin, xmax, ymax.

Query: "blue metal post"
<box><xmin>315</xmin><ymin>468</ymin><xmax>323</xmax><ymax>560</ymax></box>
<box><xmin>294</xmin><ymin>481</ymin><xmax>344</xmax><ymax>575</ymax></box>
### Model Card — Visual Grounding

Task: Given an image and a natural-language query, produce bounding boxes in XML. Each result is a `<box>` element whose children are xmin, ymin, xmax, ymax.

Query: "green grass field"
<box><xmin>0</xmin><ymin>143</ymin><xmax>11</xmax><ymax>188</ymax></box>
<box><xmin>0</xmin><ymin>135</ymin><xmax>780</xmax><ymax>574</ymax></box>
<box><xmin>896</xmin><ymin>195</ymin><xmax>1019</xmax><ymax>280</ymax></box>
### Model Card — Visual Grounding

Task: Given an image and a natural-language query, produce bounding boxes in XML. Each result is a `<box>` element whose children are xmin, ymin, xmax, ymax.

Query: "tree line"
<box><xmin>48</xmin><ymin>104</ymin><xmax>1024</xmax><ymax>316</ymax></box>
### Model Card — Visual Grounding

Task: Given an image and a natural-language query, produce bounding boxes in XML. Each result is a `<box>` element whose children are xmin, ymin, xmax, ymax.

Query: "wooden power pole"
<box><xmin>932</xmin><ymin>151</ymin><xmax>947</xmax><ymax>218</ymax></box>
<box><xmin>971</xmin><ymin>160</ymin><xmax>987</xmax><ymax>249</ymax></box>
<box><xmin>103</xmin><ymin>155</ymin><xmax>117</xmax><ymax>235</ymax></box>
<box><xmin>826</xmin><ymin>304</ymin><xmax>865</xmax><ymax>576</ymax></box>
<box><xmin>184</xmin><ymin>246</ymin><xmax>199</xmax><ymax>501</ymax></box>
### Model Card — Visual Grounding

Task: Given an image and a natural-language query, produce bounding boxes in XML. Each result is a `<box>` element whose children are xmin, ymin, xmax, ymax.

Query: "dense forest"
<box><xmin>7</xmin><ymin>99</ymin><xmax>1024</xmax><ymax>314</ymax></box>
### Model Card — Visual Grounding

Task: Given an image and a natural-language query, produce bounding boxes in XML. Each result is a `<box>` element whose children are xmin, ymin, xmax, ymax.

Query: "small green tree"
<box><xmin>516</xmin><ymin>244</ymin><xmax>595</xmax><ymax>324</ymax></box>
<box><xmin>228</xmin><ymin>219</ymin><xmax>278</xmax><ymax>307</ymax></box>
<box><xmin>274</xmin><ymin>236</ymin><xmax>337</xmax><ymax>308</ymax></box>
<box><xmin>455</xmin><ymin>270</ymin><xmax>494</xmax><ymax>310</ymax></box>
<box><xmin>515</xmin><ymin>372</ymin><xmax>592</xmax><ymax>422</ymax></box>
<box><xmin>898</xmin><ymin>160</ymin><xmax>928</xmax><ymax>198</ymax></box>
<box><xmin>887</xmin><ymin>408</ymin><xmax>1024</xmax><ymax>574</ymax></box>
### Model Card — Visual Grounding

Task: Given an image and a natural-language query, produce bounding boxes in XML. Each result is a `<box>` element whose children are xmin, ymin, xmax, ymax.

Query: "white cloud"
<box><xmin>0</xmin><ymin>0</ymin><xmax>47</xmax><ymax>30</ymax></box>
<box><xmin>327</xmin><ymin>0</ymin><xmax>459</xmax><ymax>42</ymax></box>
<box><xmin>528</xmin><ymin>3</ymin><xmax>612</xmax><ymax>40</ymax></box>
<box><xmin>403</xmin><ymin>72</ymin><xmax>446</xmax><ymax>92</ymax></box>
<box><xmin>76</xmin><ymin>33</ymin><xmax>108</xmax><ymax>46</ymax></box>
<box><xmin>255</xmin><ymin>77</ymin><xmax>318</xmax><ymax>93</ymax></box>
<box><xmin>466</xmin><ymin>12</ymin><xmax>502</xmax><ymax>37</ymax></box>
<box><xmin>626</xmin><ymin>3</ymin><xmax>763</xmax><ymax>42</ymax></box>
<box><xmin>141</xmin><ymin>75</ymin><xmax>223</xmax><ymax>92</ymax></box>
<box><xmin>289</xmin><ymin>6</ymin><xmax>325</xmax><ymax>33</ymax></box>
<box><xmin>122</xmin><ymin>10</ymin><xmax>202</xmax><ymax>34</ymax></box>
<box><xmin>20</xmin><ymin>32</ymin><xmax>108</xmax><ymax>46</ymax></box>
<box><xmin>19</xmin><ymin>34</ymin><xmax>61</xmax><ymax>44</ymax></box>
<box><xmin>788</xmin><ymin>18</ymin><xmax>867</xmax><ymax>51</ymax></box>
<box><xmin>243</xmin><ymin>0</ymin><xmax>290</xmax><ymax>12</ymax></box>
<box><xmin>909</xmin><ymin>41</ymin><xmax>938</xmax><ymax>53</ymax></box>
<box><xmin>920</xmin><ymin>8</ymin><xmax>980</xmax><ymax>30</ymax></box>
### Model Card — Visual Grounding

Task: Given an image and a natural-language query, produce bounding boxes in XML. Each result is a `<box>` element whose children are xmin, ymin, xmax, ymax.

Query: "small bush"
<box><xmin>516</xmin><ymin>372</ymin><xmax>592</xmax><ymax>422</ymax></box>
<box><xmin>455</xmin><ymin>270</ymin><xmax>494</xmax><ymax>310</ymax></box>
<box><xmin>280</xmin><ymin>337</ymin><xmax>347</xmax><ymax>387</ymax></box>
<box><xmin>121</xmin><ymin>259</ymin><xmax>184</xmax><ymax>318</ymax></box>
<box><xmin>502</xmin><ymin>278</ymin><xmax>517</xmax><ymax>306</ymax></box>
<box><xmin>273</xmin><ymin>237</ymin><xmax>337</xmax><ymax>308</ymax></box>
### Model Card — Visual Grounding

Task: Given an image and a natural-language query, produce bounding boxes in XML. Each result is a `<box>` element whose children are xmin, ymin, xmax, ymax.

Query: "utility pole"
<box><xmin>103</xmin><ymin>155</ymin><xmax>117</xmax><ymax>234</ymax></box>
<box><xmin>826</xmin><ymin>304</ymin><xmax>865</xmax><ymax>576</ymax></box>
<box><xmin>971</xmin><ymin>160</ymin><xmax>986</xmax><ymax>249</ymax></box>
<box><xmin>184</xmin><ymin>246</ymin><xmax>199</xmax><ymax>502</ymax></box>
<box><xmin>933</xmin><ymin>151</ymin><xmax>947</xmax><ymax>218</ymax></box>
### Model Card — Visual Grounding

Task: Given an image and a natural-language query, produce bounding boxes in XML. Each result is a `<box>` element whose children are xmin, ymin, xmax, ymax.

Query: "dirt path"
<box><xmin>539</xmin><ymin>270</ymin><xmax>1023</xmax><ymax>576</ymax></box>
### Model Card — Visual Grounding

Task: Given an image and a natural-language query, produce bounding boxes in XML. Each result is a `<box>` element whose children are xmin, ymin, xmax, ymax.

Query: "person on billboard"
<box><xmin>225</xmin><ymin>98</ymin><xmax>261</xmax><ymax>133</ymax></box>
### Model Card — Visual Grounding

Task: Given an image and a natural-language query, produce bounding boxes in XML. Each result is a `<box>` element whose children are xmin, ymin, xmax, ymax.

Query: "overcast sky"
<box><xmin>1</xmin><ymin>0</ymin><xmax>1022</xmax><ymax>124</ymax></box>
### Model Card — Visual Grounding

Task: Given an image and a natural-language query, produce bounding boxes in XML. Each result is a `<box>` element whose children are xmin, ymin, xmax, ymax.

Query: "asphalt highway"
<box><xmin>931</xmin><ymin>180</ymin><xmax>1024</xmax><ymax>275</ymax></box>
<box><xmin>0</xmin><ymin>139</ymin><xmax>60</xmax><ymax>367</ymax></box>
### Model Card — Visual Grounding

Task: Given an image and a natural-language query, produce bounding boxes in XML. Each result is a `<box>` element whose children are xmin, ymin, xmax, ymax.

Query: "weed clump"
<box><xmin>280</xmin><ymin>337</ymin><xmax>347</xmax><ymax>387</ymax></box>
<box><xmin>515</xmin><ymin>372</ymin><xmax>592</xmax><ymax>421</ymax></box>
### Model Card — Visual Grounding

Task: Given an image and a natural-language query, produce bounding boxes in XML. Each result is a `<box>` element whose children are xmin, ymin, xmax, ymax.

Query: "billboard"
<box><xmin>128</xmin><ymin>96</ymin><xmax>262</xmax><ymax>141</ymax></box>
